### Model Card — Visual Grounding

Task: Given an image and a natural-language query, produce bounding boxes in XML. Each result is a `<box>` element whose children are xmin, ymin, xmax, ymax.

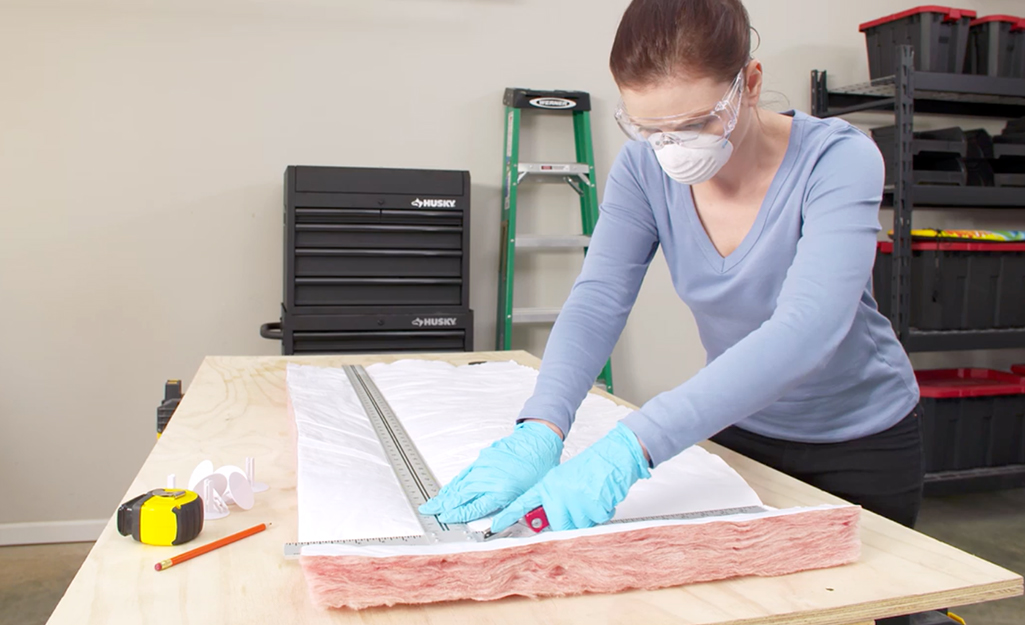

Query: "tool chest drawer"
<box><xmin>293</xmin><ymin>224</ymin><xmax>464</xmax><ymax>250</ymax></box>
<box><xmin>293</xmin><ymin>249</ymin><xmax>462</xmax><ymax>278</ymax></box>
<box><xmin>261</xmin><ymin>309</ymin><xmax>475</xmax><ymax>354</ymax></box>
<box><xmin>293</xmin><ymin>165</ymin><xmax>466</xmax><ymax>197</ymax></box>
<box><xmin>874</xmin><ymin>241</ymin><xmax>1025</xmax><ymax>330</ymax></box>
<box><xmin>917</xmin><ymin>368</ymin><xmax>1025</xmax><ymax>472</ymax></box>
<box><xmin>294</xmin><ymin>207</ymin><xmax>464</xmax><ymax>227</ymax></box>
<box><xmin>292</xmin><ymin>208</ymin><xmax>383</xmax><ymax>224</ymax></box>
<box><xmin>291</xmin><ymin>330</ymin><xmax>469</xmax><ymax>354</ymax></box>
<box><xmin>293</xmin><ymin>278</ymin><xmax>463</xmax><ymax>307</ymax></box>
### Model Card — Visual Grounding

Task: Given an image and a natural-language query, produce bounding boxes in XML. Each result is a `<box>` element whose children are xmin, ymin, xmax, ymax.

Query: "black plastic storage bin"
<box><xmin>964</xmin><ymin>128</ymin><xmax>1025</xmax><ymax>186</ymax></box>
<box><xmin>965</xmin><ymin>15</ymin><xmax>1025</xmax><ymax>78</ymax></box>
<box><xmin>871</xmin><ymin>126</ymin><xmax>968</xmax><ymax>186</ymax></box>
<box><xmin>916</xmin><ymin>369</ymin><xmax>1025</xmax><ymax>472</ymax></box>
<box><xmin>996</xmin><ymin>124</ymin><xmax>1025</xmax><ymax>186</ymax></box>
<box><xmin>992</xmin><ymin>156</ymin><xmax>1025</xmax><ymax>187</ymax></box>
<box><xmin>874</xmin><ymin>241</ymin><xmax>1025</xmax><ymax>330</ymax></box>
<box><xmin>860</xmin><ymin>6</ymin><xmax>977</xmax><ymax>78</ymax></box>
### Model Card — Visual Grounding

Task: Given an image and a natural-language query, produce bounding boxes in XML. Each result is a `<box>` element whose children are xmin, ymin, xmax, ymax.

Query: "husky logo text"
<box><xmin>411</xmin><ymin>198</ymin><xmax>456</xmax><ymax>208</ymax></box>
<box><xmin>412</xmin><ymin>317</ymin><xmax>458</xmax><ymax>327</ymax></box>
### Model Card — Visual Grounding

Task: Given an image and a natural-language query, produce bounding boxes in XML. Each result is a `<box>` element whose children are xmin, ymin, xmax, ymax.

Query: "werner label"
<box><xmin>528</xmin><ymin>97</ymin><xmax>575</xmax><ymax>109</ymax></box>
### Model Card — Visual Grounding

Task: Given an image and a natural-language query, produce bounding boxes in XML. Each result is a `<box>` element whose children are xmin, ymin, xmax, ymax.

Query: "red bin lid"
<box><xmin>970</xmin><ymin>15</ymin><xmax>1025</xmax><ymax>32</ymax></box>
<box><xmin>1013</xmin><ymin>364</ymin><xmax>1025</xmax><ymax>376</ymax></box>
<box><xmin>861</xmin><ymin>6</ymin><xmax>978</xmax><ymax>32</ymax></box>
<box><xmin>916</xmin><ymin>368</ymin><xmax>1025</xmax><ymax>398</ymax></box>
<box><xmin>877</xmin><ymin>241</ymin><xmax>1025</xmax><ymax>253</ymax></box>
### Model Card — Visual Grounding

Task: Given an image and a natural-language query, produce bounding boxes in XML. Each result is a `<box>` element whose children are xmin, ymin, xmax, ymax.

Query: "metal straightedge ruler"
<box><xmin>283</xmin><ymin>365</ymin><xmax>767</xmax><ymax>557</ymax></box>
<box><xmin>285</xmin><ymin>365</ymin><xmax>484</xmax><ymax>557</ymax></box>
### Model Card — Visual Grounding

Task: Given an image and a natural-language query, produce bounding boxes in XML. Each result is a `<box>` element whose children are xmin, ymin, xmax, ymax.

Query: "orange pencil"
<box><xmin>155</xmin><ymin>522</ymin><xmax>271</xmax><ymax>571</ymax></box>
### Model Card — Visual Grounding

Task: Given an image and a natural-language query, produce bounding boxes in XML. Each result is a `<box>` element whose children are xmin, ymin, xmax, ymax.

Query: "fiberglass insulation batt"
<box><xmin>286</xmin><ymin>360</ymin><xmax>861</xmax><ymax>609</ymax></box>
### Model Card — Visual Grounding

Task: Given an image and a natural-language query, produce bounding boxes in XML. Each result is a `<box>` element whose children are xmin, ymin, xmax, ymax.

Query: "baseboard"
<box><xmin>0</xmin><ymin>519</ymin><xmax>107</xmax><ymax>546</ymax></box>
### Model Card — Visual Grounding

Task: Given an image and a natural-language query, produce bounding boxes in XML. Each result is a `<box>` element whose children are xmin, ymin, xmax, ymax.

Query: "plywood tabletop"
<box><xmin>47</xmin><ymin>352</ymin><xmax>1022</xmax><ymax>625</ymax></box>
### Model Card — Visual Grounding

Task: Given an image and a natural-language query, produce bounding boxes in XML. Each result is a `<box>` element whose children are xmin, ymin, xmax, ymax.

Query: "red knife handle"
<box><xmin>524</xmin><ymin>506</ymin><xmax>550</xmax><ymax>533</ymax></box>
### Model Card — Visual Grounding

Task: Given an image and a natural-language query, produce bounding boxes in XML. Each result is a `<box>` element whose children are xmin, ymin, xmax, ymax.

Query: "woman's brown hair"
<box><xmin>610</xmin><ymin>0</ymin><xmax>751</xmax><ymax>88</ymax></box>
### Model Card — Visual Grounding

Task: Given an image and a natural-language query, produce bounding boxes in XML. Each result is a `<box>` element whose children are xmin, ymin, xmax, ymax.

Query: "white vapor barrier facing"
<box><xmin>287</xmin><ymin>360</ymin><xmax>767</xmax><ymax>548</ymax></box>
<box><xmin>288</xmin><ymin>365</ymin><xmax>424</xmax><ymax>542</ymax></box>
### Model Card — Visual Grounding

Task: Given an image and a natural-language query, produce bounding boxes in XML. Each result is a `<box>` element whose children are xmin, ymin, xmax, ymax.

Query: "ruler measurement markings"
<box><xmin>343</xmin><ymin>365</ymin><xmax>456</xmax><ymax>538</ymax></box>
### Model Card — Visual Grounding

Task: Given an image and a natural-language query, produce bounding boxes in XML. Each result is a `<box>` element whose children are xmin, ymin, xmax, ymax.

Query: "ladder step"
<box><xmin>512</xmin><ymin>307</ymin><xmax>561</xmax><ymax>324</ymax></box>
<box><xmin>516</xmin><ymin>235</ymin><xmax>591</xmax><ymax>250</ymax></box>
<box><xmin>518</xmin><ymin>163</ymin><xmax>590</xmax><ymax>177</ymax></box>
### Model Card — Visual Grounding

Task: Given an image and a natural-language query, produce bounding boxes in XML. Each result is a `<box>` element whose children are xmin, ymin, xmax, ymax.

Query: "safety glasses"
<box><xmin>614</xmin><ymin>68</ymin><xmax>745</xmax><ymax>149</ymax></box>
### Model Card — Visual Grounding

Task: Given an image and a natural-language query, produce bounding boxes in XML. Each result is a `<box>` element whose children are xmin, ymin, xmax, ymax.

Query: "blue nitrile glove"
<box><xmin>418</xmin><ymin>421</ymin><xmax>563</xmax><ymax>524</ymax></box>
<box><xmin>490</xmin><ymin>422</ymin><xmax>651</xmax><ymax>533</ymax></box>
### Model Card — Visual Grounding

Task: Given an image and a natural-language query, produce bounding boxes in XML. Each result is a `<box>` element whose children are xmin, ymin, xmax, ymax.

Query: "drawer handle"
<box><xmin>260</xmin><ymin>322</ymin><xmax>283</xmax><ymax>340</ymax></box>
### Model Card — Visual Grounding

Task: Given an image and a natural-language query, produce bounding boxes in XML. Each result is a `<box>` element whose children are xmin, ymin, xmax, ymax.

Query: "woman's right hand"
<box><xmin>417</xmin><ymin>420</ymin><xmax>564</xmax><ymax>524</ymax></box>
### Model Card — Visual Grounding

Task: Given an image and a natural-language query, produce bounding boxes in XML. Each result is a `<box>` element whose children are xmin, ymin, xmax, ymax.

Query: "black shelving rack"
<box><xmin>811</xmin><ymin>45</ymin><xmax>1025</xmax><ymax>494</ymax></box>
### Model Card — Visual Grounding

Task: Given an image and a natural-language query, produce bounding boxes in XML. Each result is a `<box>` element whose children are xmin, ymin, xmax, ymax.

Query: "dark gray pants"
<box><xmin>711</xmin><ymin>408</ymin><xmax>925</xmax><ymax>625</ymax></box>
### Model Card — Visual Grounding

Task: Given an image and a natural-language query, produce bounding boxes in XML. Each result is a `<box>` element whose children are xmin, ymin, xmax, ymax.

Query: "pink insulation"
<box><xmin>300</xmin><ymin>505</ymin><xmax>861</xmax><ymax>610</ymax></box>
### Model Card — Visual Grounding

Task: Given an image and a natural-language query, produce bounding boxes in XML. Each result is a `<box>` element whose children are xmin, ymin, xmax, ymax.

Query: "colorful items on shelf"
<box><xmin>887</xmin><ymin>229</ymin><xmax>1025</xmax><ymax>242</ymax></box>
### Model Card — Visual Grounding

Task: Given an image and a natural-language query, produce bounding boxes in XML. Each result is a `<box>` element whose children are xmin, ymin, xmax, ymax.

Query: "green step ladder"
<box><xmin>497</xmin><ymin>87</ymin><xmax>614</xmax><ymax>393</ymax></box>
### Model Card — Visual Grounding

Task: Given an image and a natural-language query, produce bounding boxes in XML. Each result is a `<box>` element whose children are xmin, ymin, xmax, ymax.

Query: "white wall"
<box><xmin>2</xmin><ymin>0</ymin><xmax>1024</xmax><ymax>529</ymax></box>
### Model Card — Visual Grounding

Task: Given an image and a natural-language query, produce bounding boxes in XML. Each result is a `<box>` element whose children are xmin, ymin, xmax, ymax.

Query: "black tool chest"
<box><xmin>261</xmin><ymin>166</ymin><xmax>474</xmax><ymax>354</ymax></box>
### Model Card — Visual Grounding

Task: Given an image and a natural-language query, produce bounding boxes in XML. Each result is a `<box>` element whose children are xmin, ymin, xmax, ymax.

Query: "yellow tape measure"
<box><xmin>117</xmin><ymin>489</ymin><xmax>204</xmax><ymax>546</ymax></box>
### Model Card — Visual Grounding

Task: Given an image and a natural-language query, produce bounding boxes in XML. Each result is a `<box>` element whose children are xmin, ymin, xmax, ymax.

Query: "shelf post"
<box><xmin>891</xmin><ymin>45</ymin><xmax>915</xmax><ymax>345</ymax></box>
<box><xmin>810</xmin><ymin>70</ymin><xmax>825</xmax><ymax>117</ymax></box>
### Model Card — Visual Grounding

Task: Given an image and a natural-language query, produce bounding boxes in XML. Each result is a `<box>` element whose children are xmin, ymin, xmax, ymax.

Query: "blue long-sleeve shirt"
<box><xmin>519</xmin><ymin>110</ymin><xmax>921</xmax><ymax>467</ymax></box>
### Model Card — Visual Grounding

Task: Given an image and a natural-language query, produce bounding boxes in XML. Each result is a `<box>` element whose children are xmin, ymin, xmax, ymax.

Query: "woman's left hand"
<box><xmin>490</xmin><ymin>423</ymin><xmax>652</xmax><ymax>533</ymax></box>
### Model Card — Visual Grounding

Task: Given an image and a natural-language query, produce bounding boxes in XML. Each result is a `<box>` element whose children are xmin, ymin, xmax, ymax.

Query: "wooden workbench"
<box><xmin>48</xmin><ymin>352</ymin><xmax>1022</xmax><ymax>625</ymax></box>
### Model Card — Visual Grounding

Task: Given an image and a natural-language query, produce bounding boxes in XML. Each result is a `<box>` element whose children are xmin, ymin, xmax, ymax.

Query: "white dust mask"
<box><xmin>651</xmin><ymin>134</ymin><xmax>734</xmax><ymax>185</ymax></box>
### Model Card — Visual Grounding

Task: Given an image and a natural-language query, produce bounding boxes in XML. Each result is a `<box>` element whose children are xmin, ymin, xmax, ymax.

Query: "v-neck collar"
<box><xmin>682</xmin><ymin>111</ymin><xmax>803</xmax><ymax>274</ymax></box>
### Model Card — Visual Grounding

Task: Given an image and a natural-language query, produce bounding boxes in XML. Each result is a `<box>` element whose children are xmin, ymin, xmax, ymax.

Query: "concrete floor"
<box><xmin>0</xmin><ymin>541</ymin><xmax>92</xmax><ymax>625</ymax></box>
<box><xmin>915</xmin><ymin>488</ymin><xmax>1025</xmax><ymax>625</ymax></box>
<box><xmin>1</xmin><ymin>491</ymin><xmax>1022</xmax><ymax>625</ymax></box>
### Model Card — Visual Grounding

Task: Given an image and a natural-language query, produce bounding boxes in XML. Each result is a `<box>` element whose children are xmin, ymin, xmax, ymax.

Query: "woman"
<box><xmin>422</xmin><ymin>0</ymin><xmax>922</xmax><ymax>543</ymax></box>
